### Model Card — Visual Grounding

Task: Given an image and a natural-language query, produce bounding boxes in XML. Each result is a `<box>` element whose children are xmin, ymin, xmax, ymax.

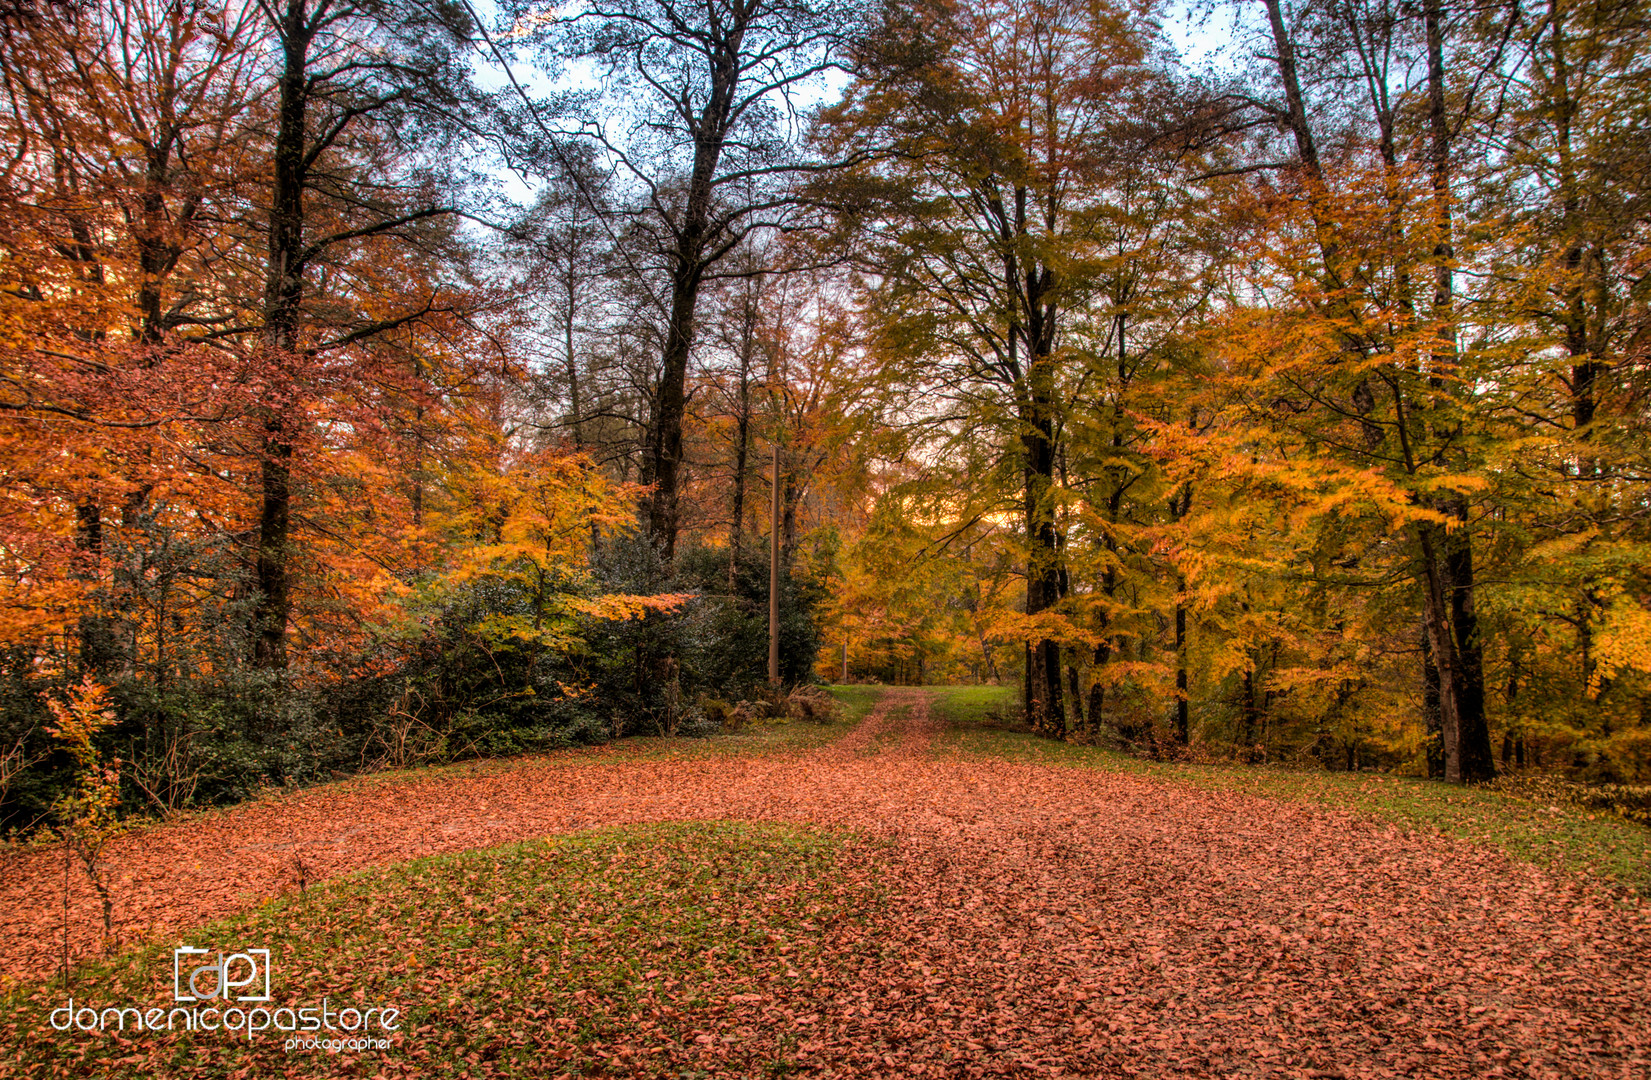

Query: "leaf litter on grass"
<box><xmin>2</xmin><ymin>688</ymin><xmax>1647</xmax><ymax>1077</ymax></box>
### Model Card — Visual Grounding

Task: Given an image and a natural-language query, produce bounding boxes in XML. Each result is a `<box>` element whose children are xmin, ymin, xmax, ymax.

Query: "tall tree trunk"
<box><xmin>1173</xmin><ymin>592</ymin><xmax>1189</xmax><ymax>745</ymax></box>
<box><xmin>1169</xmin><ymin>482</ymin><xmax>1193</xmax><ymax>745</ymax></box>
<box><xmin>1086</xmin><ymin>638</ymin><xmax>1108</xmax><ymax>741</ymax></box>
<box><xmin>729</xmin><ymin>415</ymin><xmax>748</xmax><ymax>592</ymax></box>
<box><xmin>647</xmin><ymin>265</ymin><xmax>698</xmax><ymax>563</ymax></box>
<box><xmin>1545</xmin><ymin>1</ymin><xmax>1609</xmax><ymax>699</ymax></box>
<box><xmin>729</xmin><ymin>295</ymin><xmax>754</xmax><ymax>591</ymax></box>
<box><xmin>1022</xmin><ymin>399</ymin><xmax>1064</xmax><ymax>736</ymax></box>
<box><xmin>73</xmin><ymin>504</ymin><xmax>119</xmax><ymax>675</ymax></box>
<box><xmin>253</xmin><ymin>0</ymin><xmax>313</xmax><ymax>671</ymax></box>
<box><xmin>565</xmin><ymin>247</ymin><xmax>584</xmax><ymax>448</ymax></box>
<box><xmin>1422</xmin><ymin>625</ymin><xmax>1444</xmax><ymax>778</ymax></box>
<box><xmin>1425</xmin><ymin>0</ymin><xmax>1492</xmax><ymax>781</ymax></box>
<box><xmin>645</xmin><ymin>50</ymin><xmax>738</xmax><ymax>563</ymax></box>
<box><xmin>781</xmin><ymin>471</ymin><xmax>800</xmax><ymax>567</ymax></box>
<box><xmin>1447</xmin><ymin>528</ymin><xmax>1494</xmax><ymax>778</ymax></box>
<box><xmin>1067</xmin><ymin>665</ymin><xmax>1084</xmax><ymax>728</ymax></box>
<box><xmin>1021</xmin><ymin>255</ymin><xmax>1063</xmax><ymax>737</ymax></box>
<box><xmin>134</xmin><ymin>132</ymin><xmax>179</xmax><ymax>348</ymax></box>
<box><xmin>1262</xmin><ymin>0</ymin><xmax>1322</xmax><ymax>178</ymax></box>
<box><xmin>1417</xmin><ymin>523</ymin><xmax>1465</xmax><ymax>782</ymax></box>
<box><xmin>1241</xmin><ymin>666</ymin><xmax>1259</xmax><ymax>750</ymax></box>
<box><xmin>411</xmin><ymin>353</ymin><xmax>426</xmax><ymax>530</ymax></box>
<box><xmin>1085</xmin><ymin>316</ymin><xmax>1129</xmax><ymax>744</ymax></box>
<box><xmin>768</xmin><ymin>440</ymin><xmax>780</xmax><ymax>685</ymax></box>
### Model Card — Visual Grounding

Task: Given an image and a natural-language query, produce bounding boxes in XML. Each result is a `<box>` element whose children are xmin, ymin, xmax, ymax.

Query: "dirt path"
<box><xmin>3</xmin><ymin>689</ymin><xmax>1647</xmax><ymax>1076</ymax></box>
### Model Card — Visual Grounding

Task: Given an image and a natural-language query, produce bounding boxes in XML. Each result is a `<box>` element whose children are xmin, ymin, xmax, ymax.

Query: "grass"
<box><xmin>924</xmin><ymin>684</ymin><xmax>1020</xmax><ymax>728</ymax></box>
<box><xmin>820</xmin><ymin>685</ymin><xmax>884</xmax><ymax>726</ymax></box>
<box><xmin>553</xmin><ymin>689</ymin><xmax>869</xmax><ymax>762</ymax></box>
<box><xmin>0</xmin><ymin>822</ymin><xmax>876</xmax><ymax>1079</ymax></box>
<box><xmin>927</xmin><ymin>686</ymin><xmax>1651</xmax><ymax>897</ymax></box>
<box><xmin>5</xmin><ymin>683</ymin><xmax>1644</xmax><ymax>1076</ymax></box>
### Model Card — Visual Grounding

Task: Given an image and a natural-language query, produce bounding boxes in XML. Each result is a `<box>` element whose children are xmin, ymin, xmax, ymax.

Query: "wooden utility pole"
<box><xmin>769</xmin><ymin>440</ymin><xmax>780</xmax><ymax>685</ymax></box>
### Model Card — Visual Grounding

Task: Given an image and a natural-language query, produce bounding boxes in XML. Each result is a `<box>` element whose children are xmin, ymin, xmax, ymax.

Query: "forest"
<box><xmin>2</xmin><ymin>0</ymin><xmax>1649</xmax><ymax>836</ymax></box>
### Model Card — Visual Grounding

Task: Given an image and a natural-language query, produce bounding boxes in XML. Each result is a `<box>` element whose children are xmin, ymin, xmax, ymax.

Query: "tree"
<box><xmin>0</xmin><ymin>0</ymin><xmax>267</xmax><ymax>652</ymax></box>
<box><xmin>242</xmin><ymin>0</ymin><xmax>484</xmax><ymax>668</ymax></box>
<box><xmin>1481</xmin><ymin>0</ymin><xmax>1651</xmax><ymax>767</ymax></box>
<box><xmin>1218</xmin><ymin>0</ymin><xmax>1508</xmax><ymax>780</ymax></box>
<box><xmin>512</xmin><ymin>147</ymin><xmax>616</xmax><ymax>453</ymax></box>
<box><xmin>520</xmin><ymin>0</ymin><xmax>850</xmax><ymax>561</ymax></box>
<box><xmin>821</xmin><ymin>0</ymin><xmax>1169</xmax><ymax>733</ymax></box>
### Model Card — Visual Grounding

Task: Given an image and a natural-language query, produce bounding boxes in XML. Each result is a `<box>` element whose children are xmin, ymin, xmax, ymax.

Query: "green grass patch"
<box><xmin>924</xmin><ymin>684</ymin><xmax>1020</xmax><ymax>729</ymax></box>
<box><xmin>931</xmin><ymin>693</ymin><xmax>1651</xmax><ymax>896</ymax></box>
<box><xmin>822</xmin><ymin>685</ymin><xmax>885</xmax><ymax>725</ymax></box>
<box><xmin>606</xmin><ymin>689</ymin><xmax>875</xmax><ymax>760</ymax></box>
<box><xmin>0</xmin><ymin>822</ymin><xmax>878</xmax><ymax>1079</ymax></box>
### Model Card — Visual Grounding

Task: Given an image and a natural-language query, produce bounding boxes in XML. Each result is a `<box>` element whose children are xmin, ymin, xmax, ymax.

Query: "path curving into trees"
<box><xmin>3</xmin><ymin>688</ymin><xmax>1647</xmax><ymax>1076</ymax></box>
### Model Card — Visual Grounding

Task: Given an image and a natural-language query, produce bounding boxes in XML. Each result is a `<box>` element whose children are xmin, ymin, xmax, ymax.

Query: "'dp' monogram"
<box><xmin>173</xmin><ymin>947</ymin><xmax>272</xmax><ymax>1002</ymax></box>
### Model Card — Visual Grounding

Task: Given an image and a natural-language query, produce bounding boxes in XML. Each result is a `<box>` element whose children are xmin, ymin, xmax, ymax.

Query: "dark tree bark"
<box><xmin>1169</xmin><ymin>482</ymin><xmax>1193</xmax><ymax>745</ymax></box>
<box><xmin>1447</xmin><ymin>527</ymin><xmax>1493</xmax><ymax>779</ymax></box>
<box><xmin>246</xmin><ymin>0</ymin><xmax>469</xmax><ymax>667</ymax></box>
<box><xmin>1259</xmin><ymin>0</ymin><xmax>1492</xmax><ymax>781</ymax></box>
<box><xmin>1542</xmin><ymin>1</ymin><xmax>1612</xmax><ymax>702</ymax></box>
<box><xmin>729</xmin><ymin>350</ymin><xmax>752</xmax><ymax>593</ymax></box>
<box><xmin>564</xmin><ymin>253</ymin><xmax>585</xmax><ymax>450</ymax></box>
<box><xmin>1022</xmin><ymin>368</ymin><xmax>1065</xmax><ymax>736</ymax></box>
<box><xmin>1424</xmin><ymin>0</ymin><xmax>1492</xmax><ymax>781</ymax></box>
<box><xmin>1241</xmin><ymin>667</ymin><xmax>1259</xmax><ymax>751</ymax></box>
<box><xmin>252</xmin><ymin>0</ymin><xmax>313</xmax><ymax>670</ymax></box>
<box><xmin>539</xmin><ymin>0</ymin><xmax>841</xmax><ymax>565</ymax></box>
<box><xmin>1019</xmin><ymin>234</ymin><xmax>1065</xmax><ymax>737</ymax></box>
<box><xmin>1422</xmin><ymin>626</ymin><xmax>1444</xmax><ymax>778</ymax></box>
<box><xmin>1086</xmin><ymin>639</ymin><xmax>1108</xmax><ymax>740</ymax></box>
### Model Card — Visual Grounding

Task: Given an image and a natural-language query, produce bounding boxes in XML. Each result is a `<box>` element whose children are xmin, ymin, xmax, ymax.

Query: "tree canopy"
<box><xmin>2</xmin><ymin>0</ymin><xmax>1650</xmax><ymax>835</ymax></box>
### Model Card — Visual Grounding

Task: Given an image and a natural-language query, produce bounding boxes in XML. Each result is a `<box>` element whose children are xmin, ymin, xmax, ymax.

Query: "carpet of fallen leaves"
<box><xmin>2</xmin><ymin>688</ymin><xmax>1648</xmax><ymax>1077</ymax></box>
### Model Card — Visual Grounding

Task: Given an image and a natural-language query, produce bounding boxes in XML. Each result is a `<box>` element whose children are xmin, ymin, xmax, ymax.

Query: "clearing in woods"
<box><xmin>1</xmin><ymin>686</ymin><xmax>1646</xmax><ymax>1077</ymax></box>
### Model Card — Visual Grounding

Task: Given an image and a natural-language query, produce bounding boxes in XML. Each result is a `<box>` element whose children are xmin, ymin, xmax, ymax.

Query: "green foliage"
<box><xmin>379</xmin><ymin>532</ymin><xmax>826</xmax><ymax>751</ymax></box>
<box><xmin>0</xmin><ymin>523</ymin><xmax>829</xmax><ymax>833</ymax></box>
<box><xmin>387</xmin><ymin>567</ymin><xmax>615</xmax><ymax>763</ymax></box>
<box><xmin>673</xmin><ymin>541</ymin><xmax>822</xmax><ymax>690</ymax></box>
<box><xmin>822</xmin><ymin>685</ymin><xmax>884</xmax><ymax>725</ymax></box>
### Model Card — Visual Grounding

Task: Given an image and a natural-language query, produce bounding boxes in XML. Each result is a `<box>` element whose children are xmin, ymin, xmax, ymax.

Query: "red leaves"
<box><xmin>2</xmin><ymin>689</ymin><xmax>1648</xmax><ymax>1076</ymax></box>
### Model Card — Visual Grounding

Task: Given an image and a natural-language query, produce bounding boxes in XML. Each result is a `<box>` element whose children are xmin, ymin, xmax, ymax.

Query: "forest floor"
<box><xmin>2</xmin><ymin>688</ymin><xmax>1648</xmax><ymax>1077</ymax></box>
<box><xmin>925</xmin><ymin>685</ymin><xmax>1651</xmax><ymax>894</ymax></box>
